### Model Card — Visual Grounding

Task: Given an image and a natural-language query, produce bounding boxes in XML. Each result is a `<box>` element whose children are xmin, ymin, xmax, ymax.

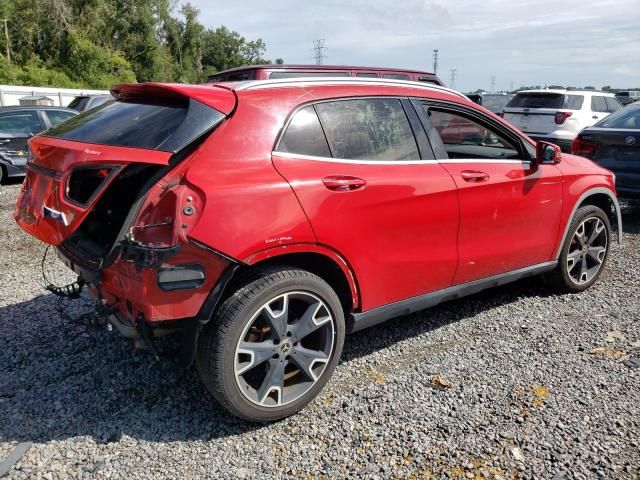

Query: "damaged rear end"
<box><xmin>14</xmin><ymin>83</ymin><xmax>237</xmax><ymax>351</ymax></box>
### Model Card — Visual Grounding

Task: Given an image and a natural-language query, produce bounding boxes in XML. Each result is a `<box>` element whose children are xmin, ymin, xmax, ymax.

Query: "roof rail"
<box><xmin>231</xmin><ymin>77</ymin><xmax>468</xmax><ymax>100</ymax></box>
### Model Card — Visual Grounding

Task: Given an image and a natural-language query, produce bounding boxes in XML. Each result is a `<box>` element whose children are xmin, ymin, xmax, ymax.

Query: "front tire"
<box><xmin>196</xmin><ymin>269</ymin><xmax>345</xmax><ymax>422</ymax></box>
<box><xmin>547</xmin><ymin>205</ymin><xmax>611</xmax><ymax>293</ymax></box>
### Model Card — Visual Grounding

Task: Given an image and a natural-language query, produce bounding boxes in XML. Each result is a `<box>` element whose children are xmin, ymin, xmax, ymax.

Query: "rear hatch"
<box><xmin>503</xmin><ymin>92</ymin><xmax>582</xmax><ymax>136</ymax></box>
<box><xmin>14</xmin><ymin>83</ymin><xmax>234</xmax><ymax>265</ymax></box>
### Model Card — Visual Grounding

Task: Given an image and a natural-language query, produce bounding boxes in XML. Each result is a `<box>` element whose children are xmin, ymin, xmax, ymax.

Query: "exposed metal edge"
<box><xmin>347</xmin><ymin>261</ymin><xmax>558</xmax><ymax>333</ymax></box>
<box><xmin>554</xmin><ymin>187</ymin><xmax>623</xmax><ymax>259</ymax></box>
<box><xmin>233</xmin><ymin>77</ymin><xmax>468</xmax><ymax>100</ymax></box>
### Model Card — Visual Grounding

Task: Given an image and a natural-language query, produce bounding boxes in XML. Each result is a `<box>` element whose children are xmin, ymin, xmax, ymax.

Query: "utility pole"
<box><xmin>449</xmin><ymin>69</ymin><xmax>457</xmax><ymax>90</ymax></box>
<box><xmin>432</xmin><ymin>49</ymin><xmax>439</xmax><ymax>74</ymax></box>
<box><xmin>490</xmin><ymin>76</ymin><xmax>496</xmax><ymax>93</ymax></box>
<box><xmin>312</xmin><ymin>39</ymin><xmax>327</xmax><ymax>65</ymax></box>
<box><xmin>1</xmin><ymin>19</ymin><xmax>9</xmax><ymax>63</ymax></box>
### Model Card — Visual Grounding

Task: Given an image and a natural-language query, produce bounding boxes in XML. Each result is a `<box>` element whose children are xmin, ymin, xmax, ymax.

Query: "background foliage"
<box><xmin>0</xmin><ymin>0</ymin><xmax>282</xmax><ymax>88</ymax></box>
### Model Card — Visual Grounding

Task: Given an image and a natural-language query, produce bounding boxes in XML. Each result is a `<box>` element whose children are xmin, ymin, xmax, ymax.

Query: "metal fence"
<box><xmin>0</xmin><ymin>85</ymin><xmax>110</xmax><ymax>108</ymax></box>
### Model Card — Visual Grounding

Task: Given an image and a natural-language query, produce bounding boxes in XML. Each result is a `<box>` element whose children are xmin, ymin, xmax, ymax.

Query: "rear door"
<box><xmin>0</xmin><ymin>110</ymin><xmax>45</xmax><ymax>166</ymax></box>
<box><xmin>271</xmin><ymin>97</ymin><xmax>459</xmax><ymax>311</ymax></box>
<box><xmin>590</xmin><ymin>96</ymin><xmax>611</xmax><ymax>124</ymax></box>
<box><xmin>418</xmin><ymin>100</ymin><xmax>563</xmax><ymax>284</ymax></box>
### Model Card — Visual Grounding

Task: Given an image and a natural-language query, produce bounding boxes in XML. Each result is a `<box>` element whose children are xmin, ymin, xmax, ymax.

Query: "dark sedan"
<box><xmin>0</xmin><ymin>106</ymin><xmax>77</xmax><ymax>183</ymax></box>
<box><xmin>572</xmin><ymin>103</ymin><xmax>640</xmax><ymax>199</ymax></box>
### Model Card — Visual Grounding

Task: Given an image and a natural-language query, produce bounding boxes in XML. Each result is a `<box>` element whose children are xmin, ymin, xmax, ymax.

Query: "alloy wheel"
<box><xmin>566</xmin><ymin>216</ymin><xmax>608</xmax><ymax>285</ymax></box>
<box><xmin>234</xmin><ymin>291</ymin><xmax>336</xmax><ymax>407</ymax></box>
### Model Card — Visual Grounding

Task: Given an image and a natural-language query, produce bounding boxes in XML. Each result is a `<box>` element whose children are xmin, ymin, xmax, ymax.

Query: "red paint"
<box><xmin>14</xmin><ymin>81</ymin><xmax>617</xmax><ymax>326</ymax></box>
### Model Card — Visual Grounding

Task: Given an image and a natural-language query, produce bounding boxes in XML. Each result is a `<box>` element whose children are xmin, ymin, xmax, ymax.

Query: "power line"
<box><xmin>449</xmin><ymin>69</ymin><xmax>457</xmax><ymax>90</ymax></box>
<box><xmin>432</xmin><ymin>49</ymin><xmax>438</xmax><ymax>74</ymax></box>
<box><xmin>312</xmin><ymin>39</ymin><xmax>327</xmax><ymax>65</ymax></box>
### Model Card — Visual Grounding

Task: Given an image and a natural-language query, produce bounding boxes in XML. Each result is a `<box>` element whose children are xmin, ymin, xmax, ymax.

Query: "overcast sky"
<box><xmin>192</xmin><ymin>0</ymin><xmax>640</xmax><ymax>92</ymax></box>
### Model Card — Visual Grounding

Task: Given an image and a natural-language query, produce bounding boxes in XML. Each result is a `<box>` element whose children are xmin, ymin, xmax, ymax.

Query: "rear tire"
<box><xmin>196</xmin><ymin>268</ymin><xmax>345</xmax><ymax>422</ymax></box>
<box><xmin>546</xmin><ymin>205</ymin><xmax>610</xmax><ymax>293</ymax></box>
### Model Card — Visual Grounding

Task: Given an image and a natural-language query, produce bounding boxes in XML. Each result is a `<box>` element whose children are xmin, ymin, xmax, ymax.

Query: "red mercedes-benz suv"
<box><xmin>14</xmin><ymin>78</ymin><xmax>622</xmax><ymax>421</ymax></box>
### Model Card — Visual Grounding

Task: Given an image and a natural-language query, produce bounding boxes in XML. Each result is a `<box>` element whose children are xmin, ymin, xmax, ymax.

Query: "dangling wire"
<box><xmin>41</xmin><ymin>245</ymin><xmax>85</xmax><ymax>299</ymax></box>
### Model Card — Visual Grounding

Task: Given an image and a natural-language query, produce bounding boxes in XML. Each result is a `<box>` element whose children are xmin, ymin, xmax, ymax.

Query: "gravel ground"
<box><xmin>1</xmin><ymin>181</ymin><xmax>639</xmax><ymax>479</ymax></box>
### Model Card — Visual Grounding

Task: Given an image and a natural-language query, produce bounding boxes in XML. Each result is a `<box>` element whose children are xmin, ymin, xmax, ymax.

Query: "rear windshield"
<box><xmin>482</xmin><ymin>95</ymin><xmax>511</xmax><ymax>110</ymax></box>
<box><xmin>44</xmin><ymin>98</ymin><xmax>224</xmax><ymax>152</ymax></box>
<box><xmin>506</xmin><ymin>93</ymin><xmax>585</xmax><ymax>110</ymax></box>
<box><xmin>595</xmin><ymin>105</ymin><xmax>640</xmax><ymax>129</ymax></box>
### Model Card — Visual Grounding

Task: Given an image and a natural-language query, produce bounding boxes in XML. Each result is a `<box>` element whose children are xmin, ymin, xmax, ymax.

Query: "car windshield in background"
<box><xmin>44</xmin><ymin>99</ymin><xmax>224</xmax><ymax>152</ymax></box>
<box><xmin>506</xmin><ymin>93</ymin><xmax>585</xmax><ymax>110</ymax></box>
<box><xmin>595</xmin><ymin>105</ymin><xmax>640</xmax><ymax>129</ymax></box>
<box><xmin>482</xmin><ymin>95</ymin><xmax>510</xmax><ymax>110</ymax></box>
<box><xmin>68</xmin><ymin>97</ymin><xmax>89</xmax><ymax>110</ymax></box>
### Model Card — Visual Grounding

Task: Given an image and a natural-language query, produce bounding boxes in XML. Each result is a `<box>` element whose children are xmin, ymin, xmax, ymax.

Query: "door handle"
<box><xmin>322</xmin><ymin>175</ymin><xmax>367</xmax><ymax>191</ymax></box>
<box><xmin>460</xmin><ymin>170</ymin><xmax>490</xmax><ymax>182</ymax></box>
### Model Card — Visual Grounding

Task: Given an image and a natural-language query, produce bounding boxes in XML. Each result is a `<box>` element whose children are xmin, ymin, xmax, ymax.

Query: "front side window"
<box><xmin>425</xmin><ymin>106</ymin><xmax>519</xmax><ymax>160</ymax></box>
<box><xmin>315</xmin><ymin>98</ymin><xmax>420</xmax><ymax>161</ymax></box>
<box><xmin>591</xmin><ymin>96</ymin><xmax>608</xmax><ymax>113</ymax></box>
<box><xmin>0</xmin><ymin>111</ymin><xmax>43</xmax><ymax>136</ymax></box>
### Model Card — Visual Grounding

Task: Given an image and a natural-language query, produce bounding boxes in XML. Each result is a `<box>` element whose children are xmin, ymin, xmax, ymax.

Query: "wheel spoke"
<box><xmin>257</xmin><ymin>359</ymin><xmax>286</xmax><ymax>405</ymax></box>
<box><xmin>587</xmin><ymin>246</ymin><xmax>606</xmax><ymax>264</ymax></box>
<box><xmin>567</xmin><ymin>249</ymin><xmax>582</xmax><ymax>272</ymax></box>
<box><xmin>580</xmin><ymin>257</ymin><xmax>589</xmax><ymax>283</ymax></box>
<box><xmin>236</xmin><ymin>340</ymin><xmax>276</xmax><ymax>375</ymax></box>
<box><xmin>291</xmin><ymin>301</ymin><xmax>331</xmax><ymax>340</ymax></box>
<box><xmin>290</xmin><ymin>345</ymin><xmax>329</xmax><ymax>381</ymax></box>
<box><xmin>587</xmin><ymin>219</ymin><xmax>604</xmax><ymax>244</ymax></box>
<box><xmin>574</xmin><ymin>223</ymin><xmax>586</xmax><ymax>247</ymax></box>
<box><xmin>262</xmin><ymin>294</ymin><xmax>289</xmax><ymax>338</ymax></box>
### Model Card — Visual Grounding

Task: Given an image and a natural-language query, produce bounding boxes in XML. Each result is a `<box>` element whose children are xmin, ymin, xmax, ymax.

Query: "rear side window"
<box><xmin>605</xmin><ymin>97</ymin><xmax>622</xmax><ymax>113</ymax></box>
<box><xmin>67</xmin><ymin>97</ymin><xmax>89</xmax><ymax>111</ymax></box>
<box><xmin>591</xmin><ymin>96</ymin><xmax>608</xmax><ymax>113</ymax></box>
<box><xmin>277</xmin><ymin>106</ymin><xmax>331</xmax><ymax>157</ymax></box>
<box><xmin>507</xmin><ymin>93</ymin><xmax>564</xmax><ymax>109</ymax></box>
<box><xmin>44</xmin><ymin>99</ymin><xmax>224</xmax><ymax>152</ymax></box>
<box><xmin>565</xmin><ymin>95</ymin><xmax>584</xmax><ymax>110</ymax></box>
<box><xmin>269</xmin><ymin>71</ymin><xmax>350</xmax><ymax>79</ymax></box>
<box><xmin>315</xmin><ymin>98</ymin><xmax>420</xmax><ymax>161</ymax></box>
<box><xmin>356</xmin><ymin>73</ymin><xmax>378</xmax><ymax>78</ymax></box>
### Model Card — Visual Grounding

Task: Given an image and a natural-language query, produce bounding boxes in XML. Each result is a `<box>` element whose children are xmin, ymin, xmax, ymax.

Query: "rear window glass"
<box><xmin>314</xmin><ymin>98</ymin><xmax>420</xmax><ymax>161</ymax></box>
<box><xmin>506</xmin><ymin>93</ymin><xmax>564</xmax><ymax>109</ymax></box>
<box><xmin>269</xmin><ymin>71</ymin><xmax>350</xmax><ymax>79</ymax></box>
<box><xmin>67</xmin><ymin>97</ymin><xmax>89</xmax><ymax>111</ymax></box>
<box><xmin>277</xmin><ymin>105</ymin><xmax>331</xmax><ymax>157</ymax></box>
<box><xmin>595</xmin><ymin>105</ymin><xmax>640</xmax><ymax>128</ymax></box>
<box><xmin>591</xmin><ymin>96</ymin><xmax>608</xmax><ymax>113</ymax></box>
<box><xmin>44</xmin><ymin>99</ymin><xmax>224</xmax><ymax>152</ymax></box>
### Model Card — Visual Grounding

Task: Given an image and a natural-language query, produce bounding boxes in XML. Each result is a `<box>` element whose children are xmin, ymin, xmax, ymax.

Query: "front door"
<box><xmin>272</xmin><ymin>97</ymin><xmax>460</xmax><ymax>311</ymax></box>
<box><xmin>417</xmin><ymin>100</ymin><xmax>563</xmax><ymax>285</ymax></box>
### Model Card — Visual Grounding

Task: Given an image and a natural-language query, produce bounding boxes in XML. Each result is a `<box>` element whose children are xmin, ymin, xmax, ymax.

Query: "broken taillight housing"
<box><xmin>66</xmin><ymin>166</ymin><xmax>117</xmax><ymax>206</ymax></box>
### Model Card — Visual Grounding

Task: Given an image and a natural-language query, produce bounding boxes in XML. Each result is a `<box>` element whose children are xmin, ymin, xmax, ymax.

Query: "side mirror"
<box><xmin>536</xmin><ymin>141</ymin><xmax>562</xmax><ymax>165</ymax></box>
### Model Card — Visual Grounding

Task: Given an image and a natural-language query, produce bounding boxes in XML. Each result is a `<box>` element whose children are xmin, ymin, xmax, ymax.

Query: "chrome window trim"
<box><xmin>272</xmin><ymin>151</ymin><xmax>532</xmax><ymax>167</ymax></box>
